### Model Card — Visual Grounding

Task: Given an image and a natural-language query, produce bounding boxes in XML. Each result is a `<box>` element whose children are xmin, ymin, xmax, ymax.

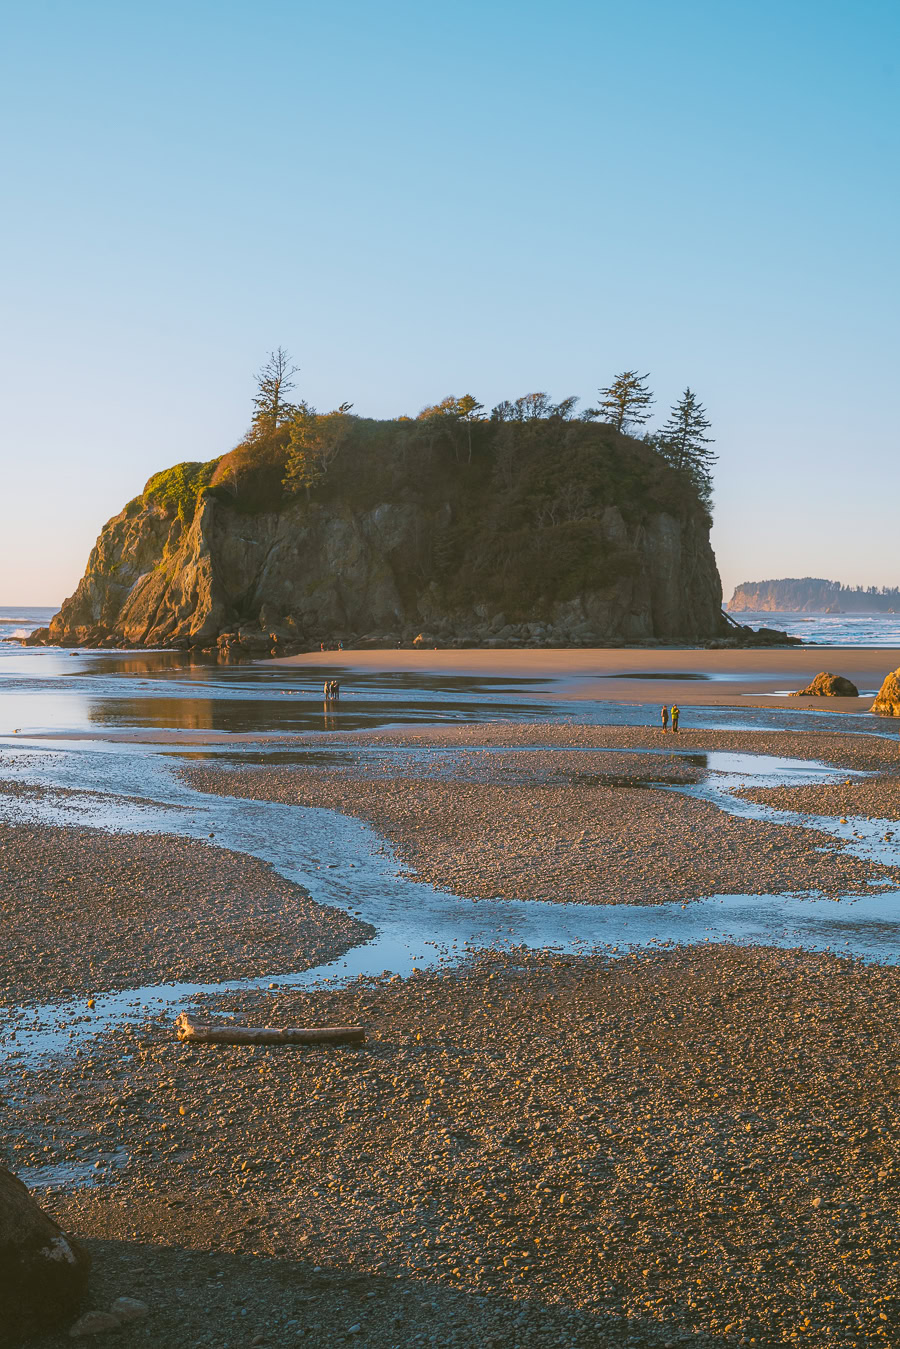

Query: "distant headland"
<box><xmin>729</xmin><ymin>578</ymin><xmax>900</xmax><ymax>614</ymax></box>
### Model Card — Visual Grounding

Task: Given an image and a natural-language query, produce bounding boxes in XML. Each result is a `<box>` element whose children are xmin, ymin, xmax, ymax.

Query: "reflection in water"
<box><xmin>88</xmin><ymin>697</ymin><xmax>219</xmax><ymax>731</ymax></box>
<box><xmin>3</xmin><ymin>644</ymin><xmax>899</xmax><ymax>740</ymax></box>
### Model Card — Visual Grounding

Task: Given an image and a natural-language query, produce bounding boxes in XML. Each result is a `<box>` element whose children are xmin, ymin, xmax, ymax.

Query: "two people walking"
<box><xmin>660</xmin><ymin>704</ymin><xmax>680</xmax><ymax>733</ymax></box>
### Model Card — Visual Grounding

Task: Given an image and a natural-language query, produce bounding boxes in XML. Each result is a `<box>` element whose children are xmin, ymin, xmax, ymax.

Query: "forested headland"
<box><xmin>729</xmin><ymin>579</ymin><xmax>900</xmax><ymax>613</ymax></box>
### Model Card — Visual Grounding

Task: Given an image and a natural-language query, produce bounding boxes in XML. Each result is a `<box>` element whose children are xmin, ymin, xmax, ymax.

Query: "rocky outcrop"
<box><xmin>790</xmin><ymin>672</ymin><xmax>860</xmax><ymax>697</ymax></box>
<box><xmin>41</xmin><ymin>419</ymin><xmax>728</xmax><ymax>651</ymax></box>
<box><xmin>730</xmin><ymin>578</ymin><xmax>900</xmax><ymax>614</ymax></box>
<box><xmin>872</xmin><ymin>669</ymin><xmax>900</xmax><ymax>717</ymax></box>
<box><xmin>0</xmin><ymin>1166</ymin><xmax>91</xmax><ymax>1340</ymax></box>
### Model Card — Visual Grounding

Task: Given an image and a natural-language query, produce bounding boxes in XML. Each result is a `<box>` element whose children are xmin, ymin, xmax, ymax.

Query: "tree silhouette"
<box><xmin>587</xmin><ymin>371</ymin><xmax>654</xmax><ymax>432</ymax></box>
<box><xmin>656</xmin><ymin>387</ymin><xmax>716</xmax><ymax>509</ymax></box>
<box><xmin>252</xmin><ymin>347</ymin><xmax>299</xmax><ymax>435</ymax></box>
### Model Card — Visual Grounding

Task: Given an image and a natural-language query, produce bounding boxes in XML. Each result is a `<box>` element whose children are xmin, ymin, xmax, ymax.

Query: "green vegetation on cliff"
<box><xmin>143</xmin><ymin>458</ymin><xmax>221</xmax><ymax>521</ymax></box>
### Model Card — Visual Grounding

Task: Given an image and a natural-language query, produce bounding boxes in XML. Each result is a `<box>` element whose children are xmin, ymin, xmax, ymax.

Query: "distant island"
<box><xmin>729</xmin><ymin>578</ymin><xmax>900</xmax><ymax>613</ymax></box>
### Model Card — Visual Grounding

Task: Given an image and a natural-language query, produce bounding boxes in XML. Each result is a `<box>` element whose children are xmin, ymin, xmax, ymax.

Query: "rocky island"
<box><xmin>32</xmin><ymin>410</ymin><xmax>729</xmax><ymax>653</ymax></box>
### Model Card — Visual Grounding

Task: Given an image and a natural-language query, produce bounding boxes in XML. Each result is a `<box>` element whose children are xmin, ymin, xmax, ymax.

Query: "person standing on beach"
<box><xmin>660</xmin><ymin>705</ymin><xmax>669</xmax><ymax>732</ymax></box>
<box><xmin>671</xmin><ymin>704</ymin><xmax>680</xmax><ymax>733</ymax></box>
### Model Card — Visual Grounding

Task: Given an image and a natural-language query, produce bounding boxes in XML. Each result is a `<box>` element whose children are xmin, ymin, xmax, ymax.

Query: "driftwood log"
<box><xmin>175</xmin><ymin>1012</ymin><xmax>364</xmax><ymax>1046</ymax></box>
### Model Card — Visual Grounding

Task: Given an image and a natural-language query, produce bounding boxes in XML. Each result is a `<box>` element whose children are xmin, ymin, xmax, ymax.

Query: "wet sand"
<box><xmin>184</xmin><ymin>757</ymin><xmax>898</xmax><ymax>907</ymax></box>
<box><xmin>6</xmin><ymin>716</ymin><xmax>900</xmax><ymax>1346</ymax></box>
<box><xmin>0</xmin><ymin>804</ymin><xmax>371</xmax><ymax>1006</ymax></box>
<box><xmin>183</xmin><ymin>723</ymin><xmax>900</xmax><ymax>906</ymax></box>
<box><xmin>267</xmin><ymin>645</ymin><xmax>900</xmax><ymax>712</ymax></box>
<box><xmin>16</xmin><ymin>946</ymin><xmax>900</xmax><ymax>1348</ymax></box>
<box><xmin>740</xmin><ymin>777</ymin><xmax>900</xmax><ymax>824</ymax></box>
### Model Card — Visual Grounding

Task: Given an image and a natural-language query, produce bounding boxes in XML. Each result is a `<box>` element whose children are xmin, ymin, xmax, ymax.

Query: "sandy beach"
<box><xmin>266</xmin><ymin>645</ymin><xmax>900</xmax><ymax>712</ymax></box>
<box><xmin>5</xmin><ymin>687</ymin><xmax>900</xmax><ymax>1346</ymax></box>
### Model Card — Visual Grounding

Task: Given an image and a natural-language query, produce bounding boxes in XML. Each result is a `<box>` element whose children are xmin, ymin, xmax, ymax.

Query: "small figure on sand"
<box><xmin>660</xmin><ymin>705</ymin><xmax>669</xmax><ymax>732</ymax></box>
<box><xmin>671</xmin><ymin>704</ymin><xmax>680</xmax><ymax>733</ymax></box>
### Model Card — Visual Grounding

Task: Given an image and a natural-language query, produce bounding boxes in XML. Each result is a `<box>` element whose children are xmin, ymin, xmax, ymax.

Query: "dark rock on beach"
<box><xmin>0</xmin><ymin>1167</ymin><xmax>91</xmax><ymax>1341</ymax></box>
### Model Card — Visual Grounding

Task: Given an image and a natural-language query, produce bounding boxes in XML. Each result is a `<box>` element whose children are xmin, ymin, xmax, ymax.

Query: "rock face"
<box><xmin>43</xmin><ymin>418</ymin><xmax>726</xmax><ymax>650</ymax></box>
<box><xmin>872</xmin><ymin>669</ymin><xmax>900</xmax><ymax>717</ymax></box>
<box><xmin>0</xmin><ymin>1166</ymin><xmax>91</xmax><ymax>1339</ymax></box>
<box><xmin>790</xmin><ymin>672</ymin><xmax>860</xmax><ymax>698</ymax></box>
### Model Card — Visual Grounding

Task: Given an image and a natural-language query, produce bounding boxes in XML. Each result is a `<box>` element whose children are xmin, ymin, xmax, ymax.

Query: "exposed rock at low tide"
<box><xmin>790</xmin><ymin>671</ymin><xmax>860</xmax><ymax>697</ymax></box>
<box><xmin>42</xmin><ymin>418</ymin><xmax>727</xmax><ymax>648</ymax></box>
<box><xmin>0</xmin><ymin>1167</ymin><xmax>91</xmax><ymax>1340</ymax></box>
<box><xmin>872</xmin><ymin>667</ymin><xmax>900</xmax><ymax>717</ymax></box>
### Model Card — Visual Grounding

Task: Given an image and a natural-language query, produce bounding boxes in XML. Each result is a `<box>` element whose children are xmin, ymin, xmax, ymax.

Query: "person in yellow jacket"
<box><xmin>671</xmin><ymin>704</ymin><xmax>680</xmax><ymax>733</ymax></box>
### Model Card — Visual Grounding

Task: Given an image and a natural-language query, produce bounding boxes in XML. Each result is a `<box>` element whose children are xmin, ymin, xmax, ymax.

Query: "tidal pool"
<box><xmin>2</xmin><ymin>733</ymin><xmax>899</xmax><ymax>1070</ymax></box>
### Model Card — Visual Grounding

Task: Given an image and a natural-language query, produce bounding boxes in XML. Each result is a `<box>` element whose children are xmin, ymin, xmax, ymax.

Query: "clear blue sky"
<box><xmin>1</xmin><ymin>0</ymin><xmax>897</xmax><ymax>605</ymax></box>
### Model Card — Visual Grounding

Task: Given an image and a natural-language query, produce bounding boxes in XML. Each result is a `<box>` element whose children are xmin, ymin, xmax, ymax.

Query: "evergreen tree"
<box><xmin>283</xmin><ymin>402</ymin><xmax>354</xmax><ymax>498</ymax></box>
<box><xmin>656</xmin><ymin>387</ymin><xmax>716</xmax><ymax>509</ymax></box>
<box><xmin>252</xmin><ymin>347</ymin><xmax>299</xmax><ymax>435</ymax></box>
<box><xmin>586</xmin><ymin>370</ymin><xmax>654</xmax><ymax>432</ymax></box>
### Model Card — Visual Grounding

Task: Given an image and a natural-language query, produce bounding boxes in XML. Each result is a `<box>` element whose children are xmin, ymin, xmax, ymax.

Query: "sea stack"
<box><xmin>41</xmin><ymin>418</ymin><xmax>726</xmax><ymax>651</ymax></box>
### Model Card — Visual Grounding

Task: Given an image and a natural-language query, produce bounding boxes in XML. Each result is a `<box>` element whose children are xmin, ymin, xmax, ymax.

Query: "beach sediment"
<box><xmin>182</xmin><ymin>725</ymin><xmax>900</xmax><ymax>906</ymax></box>
<box><xmin>5</xmin><ymin>713</ymin><xmax>900</xmax><ymax>1346</ymax></box>
<box><xmin>12</xmin><ymin>945</ymin><xmax>900</xmax><ymax>1347</ymax></box>
<box><xmin>0</xmin><ymin>809</ymin><xmax>372</xmax><ymax>1006</ymax></box>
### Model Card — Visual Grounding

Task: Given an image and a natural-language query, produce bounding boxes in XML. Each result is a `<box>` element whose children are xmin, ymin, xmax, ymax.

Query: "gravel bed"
<box><xmin>739</xmin><ymin>775</ymin><xmax>900</xmax><ymax>824</ymax></box>
<box><xmin>183</xmin><ymin>749</ymin><xmax>900</xmax><ymax>905</ymax></box>
<box><xmin>9</xmin><ymin>944</ymin><xmax>900</xmax><ymax>1347</ymax></box>
<box><xmin>285</xmin><ymin>723</ymin><xmax>900</xmax><ymax>772</ymax></box>
<box><xmin>0</xmin><ymin>814</ymin><xmax>372</xmax><ymax>1006</ymax></box>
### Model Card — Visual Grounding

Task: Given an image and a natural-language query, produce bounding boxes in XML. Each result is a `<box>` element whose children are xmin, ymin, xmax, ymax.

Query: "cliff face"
<box><xmin>45</xmin><ymin>418</ymin><xmax>725</xmax><ymax>650</ymax></box>
<box><xmin>730</xmin><ymin>579</ymin><xmax>900</xmax><ymax>613</ymax></box>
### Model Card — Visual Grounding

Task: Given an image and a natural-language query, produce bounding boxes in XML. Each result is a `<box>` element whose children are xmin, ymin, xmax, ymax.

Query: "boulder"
<box><xmin>872</xmin><ymin>668</ymin><xmax>900</xmax><ymax>717</ymax></box>
<box><xmin>790</xmin><ymin>672</ymin><xmax>860</xmax><ymax>698</ymax></box>
<box><xmin>0</xmin><ymin>1167</ymin><xmax>91</xmax><ymax>1339</ymax></box>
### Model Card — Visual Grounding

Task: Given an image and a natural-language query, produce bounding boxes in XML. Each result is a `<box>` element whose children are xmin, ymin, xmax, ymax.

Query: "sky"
<box><xmin>0</xmin><ymin>0</ymin><xmax>897</xmax><ymax>606</ymax></box>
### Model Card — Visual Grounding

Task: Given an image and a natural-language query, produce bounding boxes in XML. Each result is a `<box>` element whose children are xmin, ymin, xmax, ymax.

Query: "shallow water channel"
<box><xmin>2</xmin><ymin>729</ymin><xmax>900</xmax><ymax>1073</ymax></box>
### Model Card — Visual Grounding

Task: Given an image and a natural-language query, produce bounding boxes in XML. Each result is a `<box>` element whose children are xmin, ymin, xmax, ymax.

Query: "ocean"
<box><xmin>729</xmin><ymin>610</ymin><xmax>900</xmax><ymax>647</ymax></box>
<box><xmin>0</xmin><ymin>605</ymin><xmax>56</xmax><ymax>642</ymax></box>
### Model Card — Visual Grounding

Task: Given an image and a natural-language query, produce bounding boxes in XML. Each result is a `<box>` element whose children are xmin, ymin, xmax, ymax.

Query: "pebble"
<box><xmin>69</xmin><ymin>1310</ymin><xmax>121</xmax><ymax>1337</ymax></box>
<box><xmin>109</xmin><ymin>1296</ymin><xmax>149</xmax><ymax>1322</ymax></box>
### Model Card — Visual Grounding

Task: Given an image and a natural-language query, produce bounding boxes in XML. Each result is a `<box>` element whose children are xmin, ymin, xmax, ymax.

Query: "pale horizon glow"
<box><xmin>1</xmin><ymin>1</ymin><xmax>898</xmax><ymax>608</ymax></box>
